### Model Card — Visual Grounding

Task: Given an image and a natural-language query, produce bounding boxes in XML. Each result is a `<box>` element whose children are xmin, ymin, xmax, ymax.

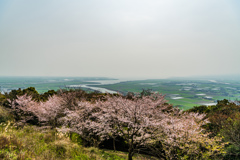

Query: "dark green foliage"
<box><xmin>220</xmin><ymin>115</ymin><xmax>240</xmax><ymax>159</ymax></box>
<box><xmin>70</xmin><ymin>132</ymin><xmax>83</xmax><ymax>145</ymax></box>
<box><xmin>125</xmin><ymin>92</ymin><xmax>135</xmax><ymax>100</ymax></box>
<box><xmin>2</xmin><ymin>87</ymin><xmax>39</xmax><ymax>108</ymax></box>
<box><xmin>0</xmin><ymin>106</ymin><xmax>12</xmax><ymax>123</ymax></box>
<box><xmin>186</xmin><ymin>105</ymin><xmax>210</xmax><ymax>114</ymax></box>
<box><xmin>187</xmin><ymin>99</ymin><xmax>240</xmax><ymax>133</ymax></box>
<box><xmin>187</xmin><ymin>99</ymin><xmax>240</xmax><ymax>159</ymax></box>
<box><xmin>39</xmin><ymin>89</ymin><xmax>57</xmax><ymax>101</ymax></box>
<box><xmin>2</xmin><ymin>87</ymin><xmax>58</xmax><ymax>108</ymax></box>
<box><xmin>223</xmin><ymin>145</ymin><xmax>240</xmax><ymax>160</ymax></box>
<box><xmin>207</xmin><ymin>100</ymin><xmax>240</xmax><ymax>135</ymax></box>
<box><xmin>23</xmin><ymin>87</ymin><xmax>39</xmax><ymax>96</ymax></box>
<box><xmin>140</xmin><ymin>89</ymin><xmax>153</xmax><ymax>97</ymax></box>
<box><xmin>0</xmin><ymin>93</ymin><xmax>6</xmax><ymax>106</ymax></box>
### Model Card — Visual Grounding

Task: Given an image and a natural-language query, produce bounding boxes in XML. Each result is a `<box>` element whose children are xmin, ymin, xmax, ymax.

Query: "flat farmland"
<box><xmin>90</xmin><ymin>78</ymin><xmax>240</xmax><ymax>110</ymax></box>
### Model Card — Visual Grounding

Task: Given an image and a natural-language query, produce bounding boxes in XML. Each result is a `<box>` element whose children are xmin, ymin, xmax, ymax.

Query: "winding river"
<box><xmin>66</xmin><ymin>79</ymin><xmax>135</xmax><ymax>94</ymax></box>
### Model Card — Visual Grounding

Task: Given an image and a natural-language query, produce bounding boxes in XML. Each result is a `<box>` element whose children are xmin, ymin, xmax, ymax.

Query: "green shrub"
<box><xmin>0</xmin><ymin>106</ymin><xmax>12</xmax><ymax>123</ymax></box>
<box><xmin>70</xmin><ymin>132</ymin><xmax>83</xmax><ymax>145</ymax></box>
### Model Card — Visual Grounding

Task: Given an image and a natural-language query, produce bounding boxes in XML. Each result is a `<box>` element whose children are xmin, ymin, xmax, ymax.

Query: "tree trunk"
<box><xmin>113</xmin><ymin>138</ymin><xmax>116</xmax><ymax>152</ymax></box>
<box><xmin>128</xmin><ymin>150</ymin><xmax>134</xmax><ymax>160</ymax></box>
<box><xmin>128</xmin><ymin>142</ymin><xmax>134</xmax><ymax>160</ymax></box>
<box><xmin>82</xmin><ymin>137</ymin><xmax>86</xmax><ymax>147</ymax></box>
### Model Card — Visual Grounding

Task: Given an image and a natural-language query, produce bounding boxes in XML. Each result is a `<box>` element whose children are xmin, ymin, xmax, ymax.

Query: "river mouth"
<box><xmin>66</xmin><ymin>79</ymin><xmax>135</xmax><ymax>94</ymax></box>
<box><xmin>66</xmin><ymin>84</ymin><xmax>117</xmax><ymax>94</ymax></box>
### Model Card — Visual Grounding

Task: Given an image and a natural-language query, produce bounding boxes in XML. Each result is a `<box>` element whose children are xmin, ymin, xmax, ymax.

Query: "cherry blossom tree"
<box><xmin>9</xmin><ymin>92</ymin><xmax>226</xmax><ymax>159</ymax></box>
<box><xmin>36</xmin><ymin>95</ymin><xmax>65</xmax><ymax>127</ymax></box>
<box><xmin>9</xmin><ymin>94</ymin><xmax>66</xmax><ymax>127</ymax></box>
<box><xmin>149</xmin><ymin>112</ymin><xmax>226</xmax><ymax>159</ymax></box>
<box><xmin>61</xmin><ymin>100</ymin><xmax>108</xmax><ymax>147</ymax></box>
<box><xmin>93</xmin><ymin>93</ymin><xmax>171</xmax><ymax>160</ymax></box>
<box><xmin>8</xmin><ymin>94</ymin><xmax>38</xmax><ymax>124</ymax></box>
<box><xmin>87</xmin><ymin>93</ymin><xmax>225</xmax><ymax>160</ymax></box>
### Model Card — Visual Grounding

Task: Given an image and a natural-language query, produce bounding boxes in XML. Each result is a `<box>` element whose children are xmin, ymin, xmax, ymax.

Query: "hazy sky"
<box><xmin>0</xmin><ymin>0</ymin><xmax>240</xmax><ymax>79</ymax></box>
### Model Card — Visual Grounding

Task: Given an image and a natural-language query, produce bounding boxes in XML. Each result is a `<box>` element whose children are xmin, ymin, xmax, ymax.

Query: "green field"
<box><xmin>89</xmin><ymin>78</ymin><xmax>240</xmax><ymax>110</ymax></box>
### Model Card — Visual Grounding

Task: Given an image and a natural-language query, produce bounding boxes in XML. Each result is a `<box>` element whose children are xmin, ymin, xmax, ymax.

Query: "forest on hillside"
<box><xmin>1</xmin><ymin>87</ymin><xmax>240</xmax><ymax>160</ymax></box>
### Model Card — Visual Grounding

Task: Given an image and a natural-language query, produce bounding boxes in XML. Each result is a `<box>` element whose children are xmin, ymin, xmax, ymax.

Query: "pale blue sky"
<box><xmin>0</xmin><ymin>0</ymin><xmax>240</xmax><ymax>78</ymax></box>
